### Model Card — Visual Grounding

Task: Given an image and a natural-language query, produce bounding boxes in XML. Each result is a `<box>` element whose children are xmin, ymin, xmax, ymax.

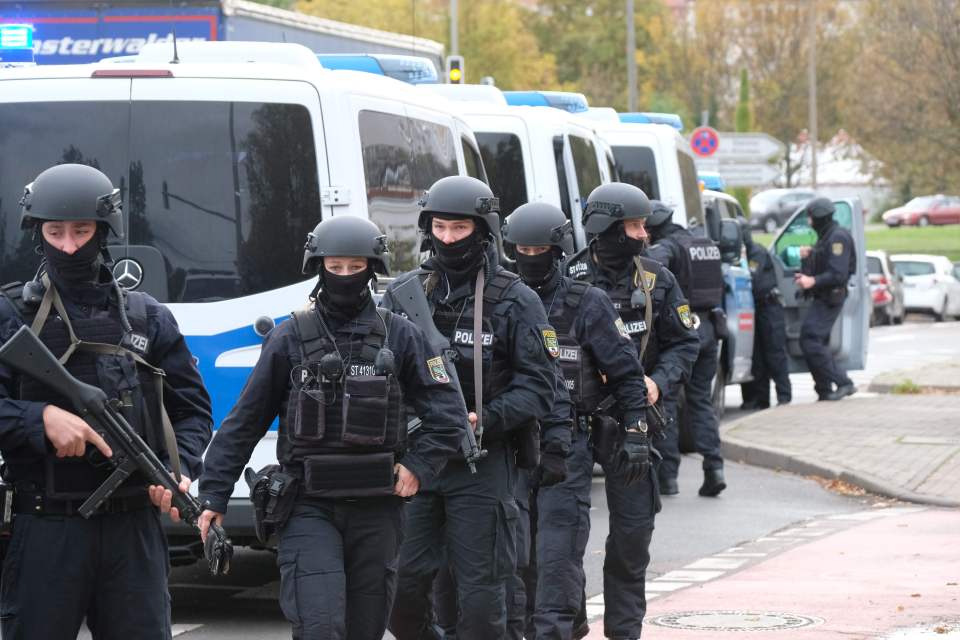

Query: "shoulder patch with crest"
<box><xmin>748</xmin><ymin>260</ymin><xmax>759</xmax><ymax>272</ymax></box>
<box><xmin>643</xmin><ymin>270</ymin><xmax>657</xmax><ymax>290</ymax></box>
<box><xmin>614</xmin><ymin>317</ymin><xmax>630</xmax><ymax>339</ymax></box>
<box><xmin>539</xmin><ymin>325</ymin><xmax>560</xmax><ymax>359</ymax></box>
<box><xmin>426</xmin><ymin>356</ymin><xmax>450</xmax><ymax>383</ymax></box>
<box><xmin>832</xmin><ymin>242</ymin><xmax>844</xmax><ymax>256</ymax></box>
<box><xmin>677</xmin><ymin>303</ymin><xmax>693</xmax><ymax>329</ymax></box>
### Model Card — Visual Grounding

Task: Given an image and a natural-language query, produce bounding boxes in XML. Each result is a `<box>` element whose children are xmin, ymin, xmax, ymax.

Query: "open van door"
<box><xmin>770</xmin><ymin>198</ymin><xmax>870</xmax><ymax>372</ymax></box>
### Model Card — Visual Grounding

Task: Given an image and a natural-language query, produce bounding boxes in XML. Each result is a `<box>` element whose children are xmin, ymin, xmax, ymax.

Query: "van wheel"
<box><xmin>918</xmin><ymin>215</ymin><xmax>930</xmax><ymax>227</ymax></box>
<box><xmin>763</xmin><ymin>216</ymin><xmax>778</xmax><ymax>233</ymax></box>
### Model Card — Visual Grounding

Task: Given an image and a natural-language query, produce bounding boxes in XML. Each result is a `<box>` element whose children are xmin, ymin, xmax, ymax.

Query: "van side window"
<box><xmin>461</xmin><ymin>137</ymin><xmax>487</xmax><ymax>183</ymax></box>
<box><xmin>677</xmin><ymin>150</ymin><xmax>704</xmax><ymax>228</ymax></box>
<box><xmin>612</xmin><ymin>146</ymin><xmax>660</xmax><ymax>200</ymax></box>
<box><xmin>553</xmin><ymin>136</ymin><xmax>573</xmax><ymax>220</ymax></box>
<box><xmin>476</xmin><ymin>132</ymin><xmax>527</xmax><ymax>217</ymax></box>
<box><xmin>359</xmin><ymin>110</ymin><xmax>458</xmax><ymax>272</ymax></box>
<box><xmin>569</xmin><ymin>135</ymin><xmax>602</xmax><ymax>209</ymax></box>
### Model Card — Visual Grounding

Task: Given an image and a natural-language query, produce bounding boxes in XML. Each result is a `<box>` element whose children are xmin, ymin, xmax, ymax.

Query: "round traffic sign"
<box><xmin>690</xmin><ymin>126</ymin><xmax>720</xmax><ymax>158</ymax></box>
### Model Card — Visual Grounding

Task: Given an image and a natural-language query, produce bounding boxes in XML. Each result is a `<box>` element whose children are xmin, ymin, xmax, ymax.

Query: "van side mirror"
<box><xmin>718</xmin><ymin>219</ymin><xmax>742</xmax><ymax>263</ymax></box>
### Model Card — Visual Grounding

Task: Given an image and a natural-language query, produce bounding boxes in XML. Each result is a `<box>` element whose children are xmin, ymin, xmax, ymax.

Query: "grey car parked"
<box><xmin>749</xmin><ymin>188</ymin><xmax>816</xmax><ymax>233</ymax></box>
<box><xmin>867</xmin><ymin>250</ymin><xmax>906</xmax><ymax>325</ymax></box>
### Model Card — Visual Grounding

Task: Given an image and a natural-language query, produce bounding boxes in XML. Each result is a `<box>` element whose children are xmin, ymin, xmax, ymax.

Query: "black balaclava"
<box><xmin>430</xmin><ymin>217</ymin><xmax>488</xmax><ymax>285</ymax></box>
<box><xmin>41</xmin><ymin>230</ymin><xmax>103</xmax><ymax>287</ymax></box>
<box><xmin>811</xmin><ymin>215</ymin><xmax>834</xmax><ymax>238</ymax></box>
<box><xmin>318</xmin><ymin>268</ymin><xmax>372</xmax><ymax>320</ymax></box>
<box><xmin>516</xmin><ymin>248</ymin><xmax>558</xmax><ymax>290</ymax></box>
<box><xmin>593</xmin><ymin>223</ymin><xmax>646</xmax><ymax>272</ymax></box>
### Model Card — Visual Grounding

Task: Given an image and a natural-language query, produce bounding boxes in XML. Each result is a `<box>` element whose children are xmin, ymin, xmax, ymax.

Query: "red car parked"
<box><xmin>882</xmin><ymin>195</ymin><xmax>960</xmax><ymax>227</ymax></box>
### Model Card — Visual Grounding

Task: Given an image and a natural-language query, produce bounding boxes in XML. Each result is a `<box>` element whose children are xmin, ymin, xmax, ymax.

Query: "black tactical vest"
<box><xmin>672</xmin><ymin>234</ymin><xmax>724</xmax><ymax>310</ymax></box>
<box><xmin>281</xmin><ymin>308</ymin><xmax>405</xmax><ymax>465</ymax></box>
<box><xmin>548</xmin><ymin>281</ymin><xmax>604</xmax><ymax>414</ymax></box>
<box><xmin>2</xmin><ymin>281</ymin><xmax>160</xmax><ymax>498</ymax></box>
<box><xmin>431</xmin><ymin>269</ymin><xmax>518</xmax><ymax>413</ymax></box>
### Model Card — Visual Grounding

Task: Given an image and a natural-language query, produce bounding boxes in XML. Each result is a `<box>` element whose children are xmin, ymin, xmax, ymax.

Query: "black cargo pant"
<box><xmin>0</xmin><ymin>508</ymin><xmax>170</xmax><ymax>640</ymax></box>
<box><xmin>747</xmin><ymin>301</ymin><xmax>792</xmax><ymax>405</ymax></box>
<box><xmin>277</xmin><ymin>495</ymin><xmax>404</xmax><ymax>640</ymax></box>
<box><xmin>389</xmin><ymin>441</ymin><xmax>518</xmax><ymax>640</ymax></box>
<box><xmin>660</xmin><ymin>315</ymin><xmax>722</xmax><ymax>481</ymax></box>
<box><xmin>800</xmin><ymin>298</ymin><xmax>853</xmax><ymax>397</ymax></box>
<box><xmin>532</xmin><ymin>425</ymin><xmax>592</xmax><ymax>640</ymax></box>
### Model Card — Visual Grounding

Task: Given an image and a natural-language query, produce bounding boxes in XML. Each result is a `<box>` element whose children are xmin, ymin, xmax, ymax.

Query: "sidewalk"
<box><xmin>721</xmin><ymin>359</ymin><xmax>960</xmax><ymax>508</ymax></box>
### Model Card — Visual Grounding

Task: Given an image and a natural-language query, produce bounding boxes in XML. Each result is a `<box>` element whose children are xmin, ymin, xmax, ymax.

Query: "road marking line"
<box><xmin>587</xmin><ymin>593</ymin><xmax>605</xmax><ymax>604</ymax></box>
<box><xmin>658</xmin><ymin>570</ymin><xmax>725</xmax><ymax>582</ymax></box>
<box><xmin>173</xmin><ymin>625</ymin><xmax>204</xmax><ymax>637</ymax></box>
<box><xmin>645</xmin><ymin>581</ymin><xmax>692</xmax><ymax>592</ymax></box>
<box><xmin>685</xmin><ymin>558</ymin><xmax>747</xmax><ymax>570</ymax></box>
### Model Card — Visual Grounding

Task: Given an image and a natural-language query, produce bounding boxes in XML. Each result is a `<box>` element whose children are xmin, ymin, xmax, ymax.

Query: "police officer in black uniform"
<box><xmin>644</xmin><ymin>200</ymin><xmax>726</xmax><ymax>497</ymax></box>
<box><xmin>565</xmin><ymin>183</ymin><xmax>699</xmax><ymax>640</ymax></box>
<box><xmin>740</xmin><ymin>220</ymin><xmax>792</xmax><ymax>409</ymax></box>
<box><xmin>381</xmin><ymin>176</ymin><xmax>558</xmax><ymax>640</ymax></box>
<box><xmin>795</xmin><ymin>197</ymin><xmax>857</xmax><ymax>401</ymax></box>
<box><xmin>502</xmin><ymin>202</ymin><xmax>649</xmax><ymax>640</ymax></box>
<box><xmin>198</xmin><ymin>216</ymin><xmax>465</xmax><ymax>640</ymax></box>
<box><xmin>0</xmin><ymin>164</ymin><xmax>213</xmax><ymax>639</ymax></box>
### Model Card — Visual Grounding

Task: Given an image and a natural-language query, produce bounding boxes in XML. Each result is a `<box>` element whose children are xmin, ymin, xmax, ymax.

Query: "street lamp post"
<box><xmin>626</xmin><ymin>0</ymin><xmax>637</xmax><ymax>112</ymax></box>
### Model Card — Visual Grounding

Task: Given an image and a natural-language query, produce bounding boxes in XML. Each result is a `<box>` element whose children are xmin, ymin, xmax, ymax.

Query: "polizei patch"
<box><xmin>426</xmin><ymin>356</ymin><xmax>450</xmax><ymax>383</ymax></box>
<box><xmin>452</xmin><ymin>330</ymin><xmax>494</xmax><ymax>347</ymax></box>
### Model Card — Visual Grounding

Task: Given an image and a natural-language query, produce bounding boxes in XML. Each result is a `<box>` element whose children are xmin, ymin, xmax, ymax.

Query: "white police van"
<box><xmin>0</xmin><ymin>41</ymin><xmax>485</xmax><ymax>560</ymax></box>
<box><xmin>420</xmin><ymin>86</ymin><xmax>614</xmax><ymax>245</ymax></box>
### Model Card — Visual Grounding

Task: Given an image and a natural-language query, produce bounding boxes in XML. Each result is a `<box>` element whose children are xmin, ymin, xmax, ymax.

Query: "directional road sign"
<box><xmin>710</xmin><ymin>162</ymin><xmax>782</xmax><ymax>187</ymax></box>
<box><xmin>714</xmin><ymin>133</ymin><xmax>785</xmax><ymax>162</ymax></box>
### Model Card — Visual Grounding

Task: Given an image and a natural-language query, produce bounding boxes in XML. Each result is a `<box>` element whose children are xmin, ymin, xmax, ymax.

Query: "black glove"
<box><xmin>536</xmin><ymin>442</ymin><xmax>569</xmax><ymax>487</ymax></box>
<box><xmin>614</xmin><ymin>420</ymin><xmax>651</xmax><ymax>486</ymax></box>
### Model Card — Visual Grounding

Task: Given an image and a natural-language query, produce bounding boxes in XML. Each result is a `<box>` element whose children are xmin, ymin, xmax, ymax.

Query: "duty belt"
<box><xmin>13</xmin><ymin>490</ymin><xmax>153</xmax><ymax>517</ymax></box>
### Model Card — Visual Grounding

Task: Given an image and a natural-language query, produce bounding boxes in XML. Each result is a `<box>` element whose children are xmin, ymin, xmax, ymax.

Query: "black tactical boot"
<box><xmin>659</xmin><ymin>476</ymin><xmax>679</xmax><ymax>496</ymax></box>
<box><xmin>699</xmin><ymin>468</ymin><xmax>726</xmax><ymax>497</ymax></box>
<box><xmin>826</xmin><ymin>384</ymin><xmax>857</xmax><ymax>401</ymax></box>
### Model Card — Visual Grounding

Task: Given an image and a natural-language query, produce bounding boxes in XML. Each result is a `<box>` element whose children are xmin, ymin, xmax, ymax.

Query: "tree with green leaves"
<box><xmin>732</xmin><ymin>68</ymin><xmax>752</xmax><ymax>214</ymax></box>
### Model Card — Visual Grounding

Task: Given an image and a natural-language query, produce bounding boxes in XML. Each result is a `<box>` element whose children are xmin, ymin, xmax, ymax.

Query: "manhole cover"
<box><xmin>649</xmin><ymin>610</ymin><xmax>823</xmax><ymax>632</ymax></box>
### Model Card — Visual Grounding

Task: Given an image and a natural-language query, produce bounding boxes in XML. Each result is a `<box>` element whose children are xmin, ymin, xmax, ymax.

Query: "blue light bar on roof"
<box><xmin>503</xmin><ymin>91</ymin><xmax>590</xmax><ymax>114</ymax></box>
<box><xmin>699</xmin><ymin>171</ymin><xmax>726</xmax><ymax>191</ymax></box>
<box><xmin>619</xmin><ymin>112</ymin><xmax>684</xmax><ymax>131</ymax></box>
<box><xmin>0</xmin><ymin>24</ymin><xmax>35</xmax><ymax>64</ymax></box>
<box><xmin>316</xmin><ymin>54</ymin><xmax>439</xmax><ymax>84</ymax></box>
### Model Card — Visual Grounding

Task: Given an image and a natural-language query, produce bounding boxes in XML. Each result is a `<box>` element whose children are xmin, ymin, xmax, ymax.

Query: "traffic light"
<box><xmin>445</xmin><ymin>55</ymin><xmax>464</xmax><ymax>84</ymax></box>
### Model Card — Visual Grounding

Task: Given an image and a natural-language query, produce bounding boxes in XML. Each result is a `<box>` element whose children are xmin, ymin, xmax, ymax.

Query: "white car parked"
<box><xmin>890</xmin><ymin>254</ymin><xmax>960</xmax><ymax>321</ymax></box>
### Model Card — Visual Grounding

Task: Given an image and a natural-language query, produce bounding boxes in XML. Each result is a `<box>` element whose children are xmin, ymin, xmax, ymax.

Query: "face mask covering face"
<box><xmin>42</xmin><ymin>232</ymin><xmax>102</xmax><ymax>286</ymax></box>
<box><xmin>594</xmin><ymin>226</ymin><xmax>645</xmax><ymax>271</ymax></box>
<box><xmin>320</xmin><ymin>268</ymin><xmax>372</xmax><ymax>317</ymax></box>
<box><xmin>516</xmin><ymin>250</ymin><xmax>557</xmax><ymax>288</ymax></box>
<box><xmin>432</xmin><ymin>230</ymin><xmax>485</xmax><ymax>282</ymax></box>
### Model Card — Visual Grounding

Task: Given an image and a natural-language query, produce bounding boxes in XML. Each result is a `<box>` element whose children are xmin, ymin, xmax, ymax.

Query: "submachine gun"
<box><xmin>390</xmin><ymin>276</ymin><xmax>488</xmax><ymax>474</ymax></box>
<box><xmin>0</xmin><ymin>326</ymin><xmax>233</xmax><ymax>576</ymax></box>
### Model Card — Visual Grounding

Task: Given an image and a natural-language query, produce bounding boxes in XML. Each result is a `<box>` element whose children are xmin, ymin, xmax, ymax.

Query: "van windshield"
<box><xmin>612</xmin><ymin>146</ymin><xmax>659</xmax><ymax>200</ymax></box>
<box><xmin>0</xmin><ymin>100</ymin><xmax>321</xmax><ymax>303</ymax></box>
<box><xmin>476</xmin><ymin>132</ymin><xmax>528</xmax><ymax>217</ymax></box>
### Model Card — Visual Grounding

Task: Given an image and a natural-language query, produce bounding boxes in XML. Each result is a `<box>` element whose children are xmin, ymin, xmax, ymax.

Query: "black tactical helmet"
<box><xmin>582</xmin><ymin>182</ymin><xmax>652</xmax><ymax>235</ymax></box>
<box><xmin>647</xmin><ymin>199</ymin><xmax>675</xmax><ymax>228</ymax></box>
<box><xmin>417</xmin><ymin>175</ymin><xmax>502</xmax><ymax>242</ymax></box>
<box><xmin>20</xmin><ymin>164</ymin><xmax>123</xmax><ymax>238</ymax></box>
<box><xmin>501</xmin><ymin>202</ymin><xmax>575</xmax><ymax>256</ymax></box>
<box><xmin>302</xmin><ymin>216</ymin><xmax>390</xmax><ymax>276</ymax></box>
<box><xmin>802</xmin><ymin>197</ymin><xmax>835</xmax><ymax>220</ymax></box>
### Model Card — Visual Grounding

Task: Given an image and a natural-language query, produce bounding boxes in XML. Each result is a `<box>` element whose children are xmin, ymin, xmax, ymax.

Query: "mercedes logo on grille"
<box><xmin>113</xmin><ymin>258</ymin><xmax>144</xmax><ymax>290</ymax></box>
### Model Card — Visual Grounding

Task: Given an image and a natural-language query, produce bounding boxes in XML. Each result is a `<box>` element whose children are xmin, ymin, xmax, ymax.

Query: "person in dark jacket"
<box><xmin>0</xmin><ymin>164</ymin><xmax>212</xmax><ymax>640</ymax></box>
<box><xmin>644</xmin><ymin>200</ymin><xmax>726</xmax><ymax>497</ymax></box>
<box><xmin>380</xmin><ymin>176</ymin><xmax>560</xmax><ymax>640</ymax></box>
<box><xmin>740</xmin><ymin>220</ymin><xmax>792</xmax><ymax>409</ymax></box>
<box><xmin>502</xmin><ymin>201</ymin><xmax>648</xmax><ymax>640</ymax></box>
<box><xmin>564</xmin><ymin>183</ymin><xmax>699</xmax><ymax>640</ymax></box>
<box><xmin>198</xmin><ymin>216</ymin><xmax>466</xmax><ymax>640</ymax></box>
<box><xmin>795</xmin><ymin>197</ymin><xmax>857</xmax><ymax>401</ymax></box>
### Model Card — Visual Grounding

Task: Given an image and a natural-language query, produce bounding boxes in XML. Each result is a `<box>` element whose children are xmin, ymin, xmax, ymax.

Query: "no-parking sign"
<box><xmin>690</xmin><ymin>126</ymin><xmax>720</xmax><ymax>158</ymax></box>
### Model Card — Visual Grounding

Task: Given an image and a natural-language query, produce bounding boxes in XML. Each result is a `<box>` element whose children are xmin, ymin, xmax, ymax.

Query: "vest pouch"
<box><xmin>512</xmin><ymin>421</ymin><xmax>541</xmax><ymax>469</ymax></box>
<box><xmin>827</xmin><ymin>286</ymin><xmax>846</xmax><ymax>306</ymax></box>
<box><xmin>341</xmin><ymin>376</ymin><xmax>389</xmax><ymax>446</ymax></box>
<box><xmin>289</xmin><ymin>386</ymin><xmax>328</xmax><ymax>442</ymax></box>
<box><xmin>245</xmin><ymin>465</ymin><xmax>299</xmax><ymax>545</ymax></box>
<box><xmin>302</xmin><ymin>452</ymin><xmax>395</xmax><ymax>498</ymax></box>
<box><xmin>96</xmin><ymin>353</ymin><xmax>146</xmax><ymax>440</ymax></box>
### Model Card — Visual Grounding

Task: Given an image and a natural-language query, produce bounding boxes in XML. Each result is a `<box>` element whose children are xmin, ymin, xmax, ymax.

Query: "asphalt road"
<box><xmin>73</xmin><ymin>318</ymin><xmax>957</xmax><ymax>639</ymax></box>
